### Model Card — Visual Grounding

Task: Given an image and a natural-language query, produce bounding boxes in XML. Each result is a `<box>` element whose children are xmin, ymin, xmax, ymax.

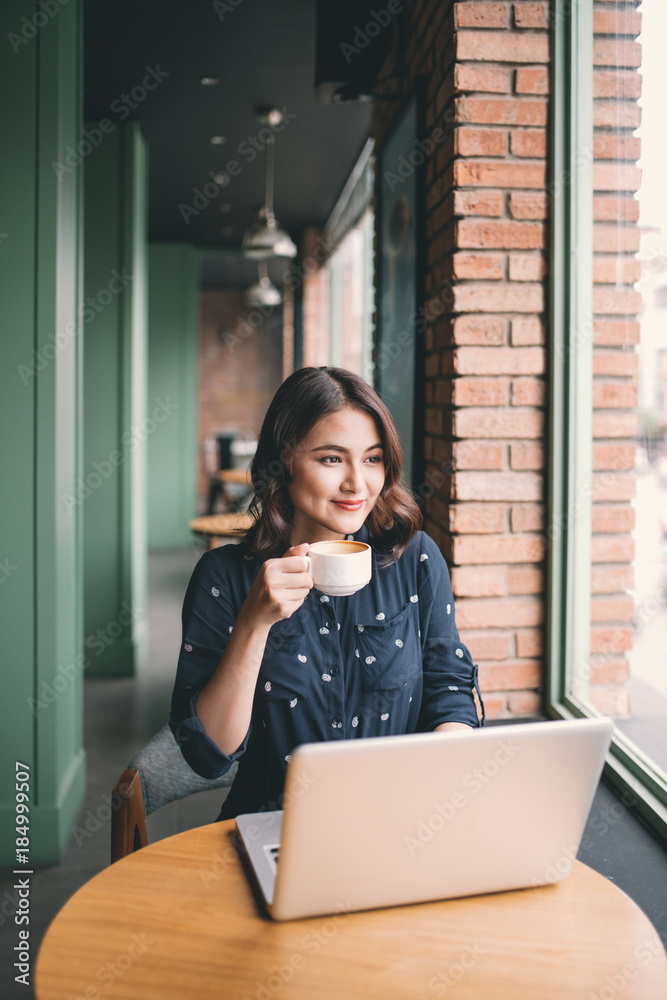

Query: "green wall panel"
<box><xmin>83</xmin><ymin>123</ymin><xmax>149</xmax><ymax>676</ymax></box>
<box><xmin>0</xmin><ymin>0</ymin><xmax>86</xmax><ymax>865</ymax></box>
<box><xmin>147</xmin><ymin>244</ymin><xmax>199</xmax><ymax>547</ymax></box>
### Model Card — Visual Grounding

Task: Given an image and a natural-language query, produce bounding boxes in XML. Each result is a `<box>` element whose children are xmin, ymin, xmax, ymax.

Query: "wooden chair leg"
<box><xmin>111</xmin><ymin>768</ymin><xmax>148</xmax><ymax>864</ymax></box>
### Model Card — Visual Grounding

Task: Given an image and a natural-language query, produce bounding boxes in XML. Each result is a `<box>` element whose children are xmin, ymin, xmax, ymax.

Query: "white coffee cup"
<box><xmin>306</xmin><ymin>540</ymin><xmax>372</xmax><ymax>597</ymax></box>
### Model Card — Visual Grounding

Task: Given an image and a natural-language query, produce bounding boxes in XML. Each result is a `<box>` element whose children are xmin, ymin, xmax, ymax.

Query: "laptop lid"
<box><xmin>238</xmin><ymin>717</ymin><xmax>613</xmax><ymax>921</ymax></box>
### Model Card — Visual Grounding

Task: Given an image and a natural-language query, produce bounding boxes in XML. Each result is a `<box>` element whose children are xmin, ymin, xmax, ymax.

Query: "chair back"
<box><xmin>111</xmin><ymin>725</ymin><xmax>238</xmax><ymax>862</ymax></box>
<box><xmin>111</xmin><ymin>769</ymin><xmax>148</xmax><ymax>864</ymax></box>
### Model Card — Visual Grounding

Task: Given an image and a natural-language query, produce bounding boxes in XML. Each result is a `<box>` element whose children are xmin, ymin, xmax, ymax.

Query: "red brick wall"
<box><xmin>369</xmin><ymin>0</ymin><xmax>642</xmax><ymax>720</ymax></box>
<box><xmin>282</xmin><ymin>281</ymin><xmax>295</xmax><ymax>380</ymax></box>
<box><xmin>197</xmin><ymin>290</ymin><xmax>283</xmax><ymax>508</ymax></box>
<box><xmin>301</xmin><ymin>226</ymin><xmax>331</xmax><ymax>367</ymax></box>
<box><xmin>589</xmin><ymin>1</ymin><xmax>642</xmax><ymax>716</ymax></box>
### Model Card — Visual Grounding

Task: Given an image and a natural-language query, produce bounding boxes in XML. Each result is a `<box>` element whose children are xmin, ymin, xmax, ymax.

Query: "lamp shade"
<box><xmin>242</xmin><ymin>209</ymin><xmax>297</xmax><ymax>260</ymax></box>
<box><xmin>244</xmin><ymin>262</ymin><xmax>282</xmax><ymax>307</ymax></box>
<box><xmin>241</xmin><ymin>125</ymin><xmax>297</xmax><ymax>260</ymax></box>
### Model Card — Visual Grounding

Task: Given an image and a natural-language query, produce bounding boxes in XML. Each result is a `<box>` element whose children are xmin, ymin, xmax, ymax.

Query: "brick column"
<box><xmin>436</xmin><ymin>3</ymin><xmax>549</xmax><ymax>718</ymax></box>
<box><xmin>282</xmin><ymin>282</ymin><xmax>294</xmax><ymax>380</ymax></box>
<box><xmin>373</xmin><ymin>1</ymin><xmax>550</xmax><ymax>719</ymax></box>
<box><xmin>300</xmin><ymin>226</ymin><xmax>331</xmax><ymax>367</ymax></box>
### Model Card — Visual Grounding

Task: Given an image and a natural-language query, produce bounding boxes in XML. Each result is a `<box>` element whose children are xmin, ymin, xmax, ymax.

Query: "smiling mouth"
<box><xmin>332</xmin><ymin>500</ymin><xmax>364</xmax><ymax>510</ymax></box>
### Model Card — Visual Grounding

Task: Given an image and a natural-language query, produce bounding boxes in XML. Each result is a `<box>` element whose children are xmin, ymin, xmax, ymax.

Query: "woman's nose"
<box><xmin>341</xmin><ymin>462</ymin><xmax>365</xmax><ymax>493</ymax></box>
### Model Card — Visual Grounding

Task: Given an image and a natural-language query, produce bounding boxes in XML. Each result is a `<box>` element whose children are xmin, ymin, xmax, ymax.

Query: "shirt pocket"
<box><xmin>257</xmin><ymin>630</ymin><xmax>311</xmax><ymax>702</ymax></box>
<box><xmin>355</xmin><ymin>601</ymin><xmax>420</xmax><ymax>692</ymax></box>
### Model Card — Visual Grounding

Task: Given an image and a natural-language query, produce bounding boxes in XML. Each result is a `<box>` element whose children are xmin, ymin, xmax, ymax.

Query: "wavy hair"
<box><xmin>241</xmin><ymin>366</ymin><xmax>423</xmax><ymax>566</ymax></box>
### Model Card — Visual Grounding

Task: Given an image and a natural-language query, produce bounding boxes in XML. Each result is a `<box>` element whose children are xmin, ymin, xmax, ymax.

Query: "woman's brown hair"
<box><xmin>242</xmin><ymin>366</ymin><xmax>423</xmax><ymax>565</ymax></box>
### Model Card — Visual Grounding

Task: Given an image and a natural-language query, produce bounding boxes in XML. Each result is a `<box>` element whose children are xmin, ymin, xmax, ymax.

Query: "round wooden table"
<box><xmin>36</xmin><ymin>822</ymin><xmax>667</xmax><ymax>1000</ymax></box>
<box><xmin>189</xmin><ymin>512</ymin><xmax>254</xmax><ymax>549</ymax></box>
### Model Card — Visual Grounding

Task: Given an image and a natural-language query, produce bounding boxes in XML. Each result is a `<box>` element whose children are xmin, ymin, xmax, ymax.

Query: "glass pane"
<box><xmin>326</xmin><ymin>208</ymin><xmax>375</xmax><ymax>380</ymax></box>
<box><xmin>574</xmin><ymin>1</ymin><xmax>667</xmax><ymax>776</ymax></box>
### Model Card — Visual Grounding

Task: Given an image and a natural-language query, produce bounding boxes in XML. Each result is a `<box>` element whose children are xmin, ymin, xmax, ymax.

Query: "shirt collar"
<box><xmin>352</xmin><ymin>522</ymin><xmax>371</xmax><ymax>544</ymax></box>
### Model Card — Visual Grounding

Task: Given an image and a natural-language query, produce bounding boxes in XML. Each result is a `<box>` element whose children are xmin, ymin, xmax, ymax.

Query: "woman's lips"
<box><xmin>332</xmin><ymin>500</ymin><xmax>364</xmax><ymax>511</ymax></box>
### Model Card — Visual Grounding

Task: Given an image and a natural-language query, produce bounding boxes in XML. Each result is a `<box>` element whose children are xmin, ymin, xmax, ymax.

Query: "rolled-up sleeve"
<box><xmin>169</xmin><ymin>548</ymin><xmax>252</xmax><ymax>778</ymax></box>
<box><xmin>416</xmin><ymin>534</ymin><xmax>484</xmax><ymax>730</ymax></box>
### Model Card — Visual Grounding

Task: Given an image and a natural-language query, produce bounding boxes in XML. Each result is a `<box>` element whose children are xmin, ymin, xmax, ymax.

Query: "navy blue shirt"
<box><xmin>170</xmin><ymin>525</ymin><xmax>484</xmax><ymax>819</ymax></box>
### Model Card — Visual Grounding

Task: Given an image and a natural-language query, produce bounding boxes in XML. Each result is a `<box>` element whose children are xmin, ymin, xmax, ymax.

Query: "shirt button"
<box><xmin>330</xmin><ymin>666</ymin><xmax>339</xmax><ymax>676</ymax></box>
<box><xmin>325</xmin><ymin>620</ymin><xmax>334</xmax><ymax>629</ymax></box>
<box><xmin>332</xmin><ymin>715</ymin><xmax>342</xmax><ymax>729</ymax></box>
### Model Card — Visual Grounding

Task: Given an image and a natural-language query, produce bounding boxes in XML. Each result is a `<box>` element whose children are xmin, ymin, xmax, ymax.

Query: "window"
<box><xmin>549</xmin><ymin>0</ymin><xmax>667</xmax><ymax>841</ymax></box>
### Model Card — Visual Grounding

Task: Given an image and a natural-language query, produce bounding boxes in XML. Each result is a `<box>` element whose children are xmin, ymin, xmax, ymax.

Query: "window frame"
<box><xmin>547</xmin><ymin>0</ymin><xmax>667</xmax><ymax>844</ymax></box>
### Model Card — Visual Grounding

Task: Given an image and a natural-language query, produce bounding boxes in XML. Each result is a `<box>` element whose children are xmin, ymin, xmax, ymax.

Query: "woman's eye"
<box><xmin>319</xmin><ymin>454</ymin><xmax>382</xmax><ymax>465</ymax></box>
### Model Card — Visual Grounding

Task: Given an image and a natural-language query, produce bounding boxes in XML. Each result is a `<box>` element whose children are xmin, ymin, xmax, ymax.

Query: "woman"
<box><xmin>170</xmin><ymin>366</ymin><xmax>484</xmax><ymax>819</ymax></box>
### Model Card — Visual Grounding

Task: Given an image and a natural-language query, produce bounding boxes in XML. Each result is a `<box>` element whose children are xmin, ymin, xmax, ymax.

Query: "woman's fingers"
<box><xmin>265</xmin><ymin>550</ymin><xmax>312</xmax><ymax>586</ymax></box>
<box><xmin>280</xmin><ymin>544</ymin><xmax>310</xmax><ymax>574</ymax></box>
<box><xmin>284</xmin><ymin>542</ymin><xmax>310</xmax><ymax>556</ymax></box>
<box><xmin>277</xmin><ymin>556</ymin><xmax>310</xmax><ymax>574</ymax></box>
<box><xmin>269</xmin><ymin>588</ymin><xmax>312</xmax><ymax>620</ymax></box>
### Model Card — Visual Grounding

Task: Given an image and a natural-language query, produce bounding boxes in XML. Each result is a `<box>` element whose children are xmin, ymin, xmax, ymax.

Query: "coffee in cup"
<box><xmin>306</xmin><ymin>539</ymin><xmax>372</xmax><ymax>597</ymax></box>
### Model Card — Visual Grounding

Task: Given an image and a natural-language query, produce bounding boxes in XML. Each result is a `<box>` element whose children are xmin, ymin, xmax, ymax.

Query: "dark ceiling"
<box><xmin>83</xmin><ymin>0</ymin><xmax>372</xmax><ymax>287</ymax></box>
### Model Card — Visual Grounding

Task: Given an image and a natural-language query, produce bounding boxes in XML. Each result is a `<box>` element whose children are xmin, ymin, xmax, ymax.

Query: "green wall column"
<box><xmin>147</xmin><ymin>244</ymin><xmax>199</xmax><ymax>547</ymax></box>
<box><xmin>0</xmin><ymin>0</ymin><xmax>86</xmax><ymax>864</ymax></box>
<box><xmin>82</xmin><ymin>124</ymin><xmax>149</xmax><ymax>677</ymax></box>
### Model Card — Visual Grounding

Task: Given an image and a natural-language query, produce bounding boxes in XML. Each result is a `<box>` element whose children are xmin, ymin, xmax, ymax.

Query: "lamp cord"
<box><xmin>264</xmin><ymin>135</ymin><xmax>275</xmax><ymax>217</ymax></box>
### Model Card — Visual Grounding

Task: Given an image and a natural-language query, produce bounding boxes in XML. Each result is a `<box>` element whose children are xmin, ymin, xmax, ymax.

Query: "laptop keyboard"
<box><xmin>267</xmin><ymin>845</ymin><xmax>279</xmax><ymax>871</ymax></box>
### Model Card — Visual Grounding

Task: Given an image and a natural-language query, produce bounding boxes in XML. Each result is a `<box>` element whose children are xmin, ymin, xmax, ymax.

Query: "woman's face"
<box><xmin>286</xmin><ymin>406</ymin><xmax>386</xmax><ymax>545</ymax></box>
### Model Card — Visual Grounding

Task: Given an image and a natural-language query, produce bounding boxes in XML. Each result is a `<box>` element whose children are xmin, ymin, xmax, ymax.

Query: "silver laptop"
<box><xmin>235</xmin><ymin>717</ymin><xmax>613</xmax><ymax>921</ymax></box>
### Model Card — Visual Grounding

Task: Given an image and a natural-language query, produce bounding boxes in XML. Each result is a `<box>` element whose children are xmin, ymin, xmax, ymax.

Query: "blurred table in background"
<box><xmin>218</xmin><ymin>468</ymin><xmax>252</xmax><ymax>486</ymax></box>
<box><xmin>189</xmin><ymin>512</ymin><xmax>254</xmax><ymax>550</ymax></box>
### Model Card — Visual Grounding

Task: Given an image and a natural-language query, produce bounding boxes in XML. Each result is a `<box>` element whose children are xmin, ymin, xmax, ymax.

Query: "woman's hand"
<box><xmin>237</xmin><ymin>542</ymin><xmax>313</xmax><ymax>630</ymax></box>
<box><xmin>195</xmin><ymin>543</ymin><xmax>313</xmax><ymax>756</ymax></box>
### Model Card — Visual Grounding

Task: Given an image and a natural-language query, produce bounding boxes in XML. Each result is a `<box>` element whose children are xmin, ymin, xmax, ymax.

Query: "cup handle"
<box><xmin>305</xmin><ymin>554</ymin><xmax>313</xmax><ymax>578</ymax></box>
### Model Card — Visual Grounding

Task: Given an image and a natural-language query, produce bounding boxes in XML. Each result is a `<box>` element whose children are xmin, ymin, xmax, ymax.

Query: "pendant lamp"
<box><xmin>241</xmin><ymin>110</ymin><xmax>297</xmax><ymax>259</ymax></box>
<box><xmin>245</xmin><ymin>260</ymin><xmax>282</xmax><ymax>307</ymax></box>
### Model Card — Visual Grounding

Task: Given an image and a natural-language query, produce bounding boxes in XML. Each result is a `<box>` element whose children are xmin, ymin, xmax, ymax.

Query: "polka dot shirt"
<box><xmin>170</xmin><ymin>526</ymin><xmax>484</xmax><ymax>819</ymax></box>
